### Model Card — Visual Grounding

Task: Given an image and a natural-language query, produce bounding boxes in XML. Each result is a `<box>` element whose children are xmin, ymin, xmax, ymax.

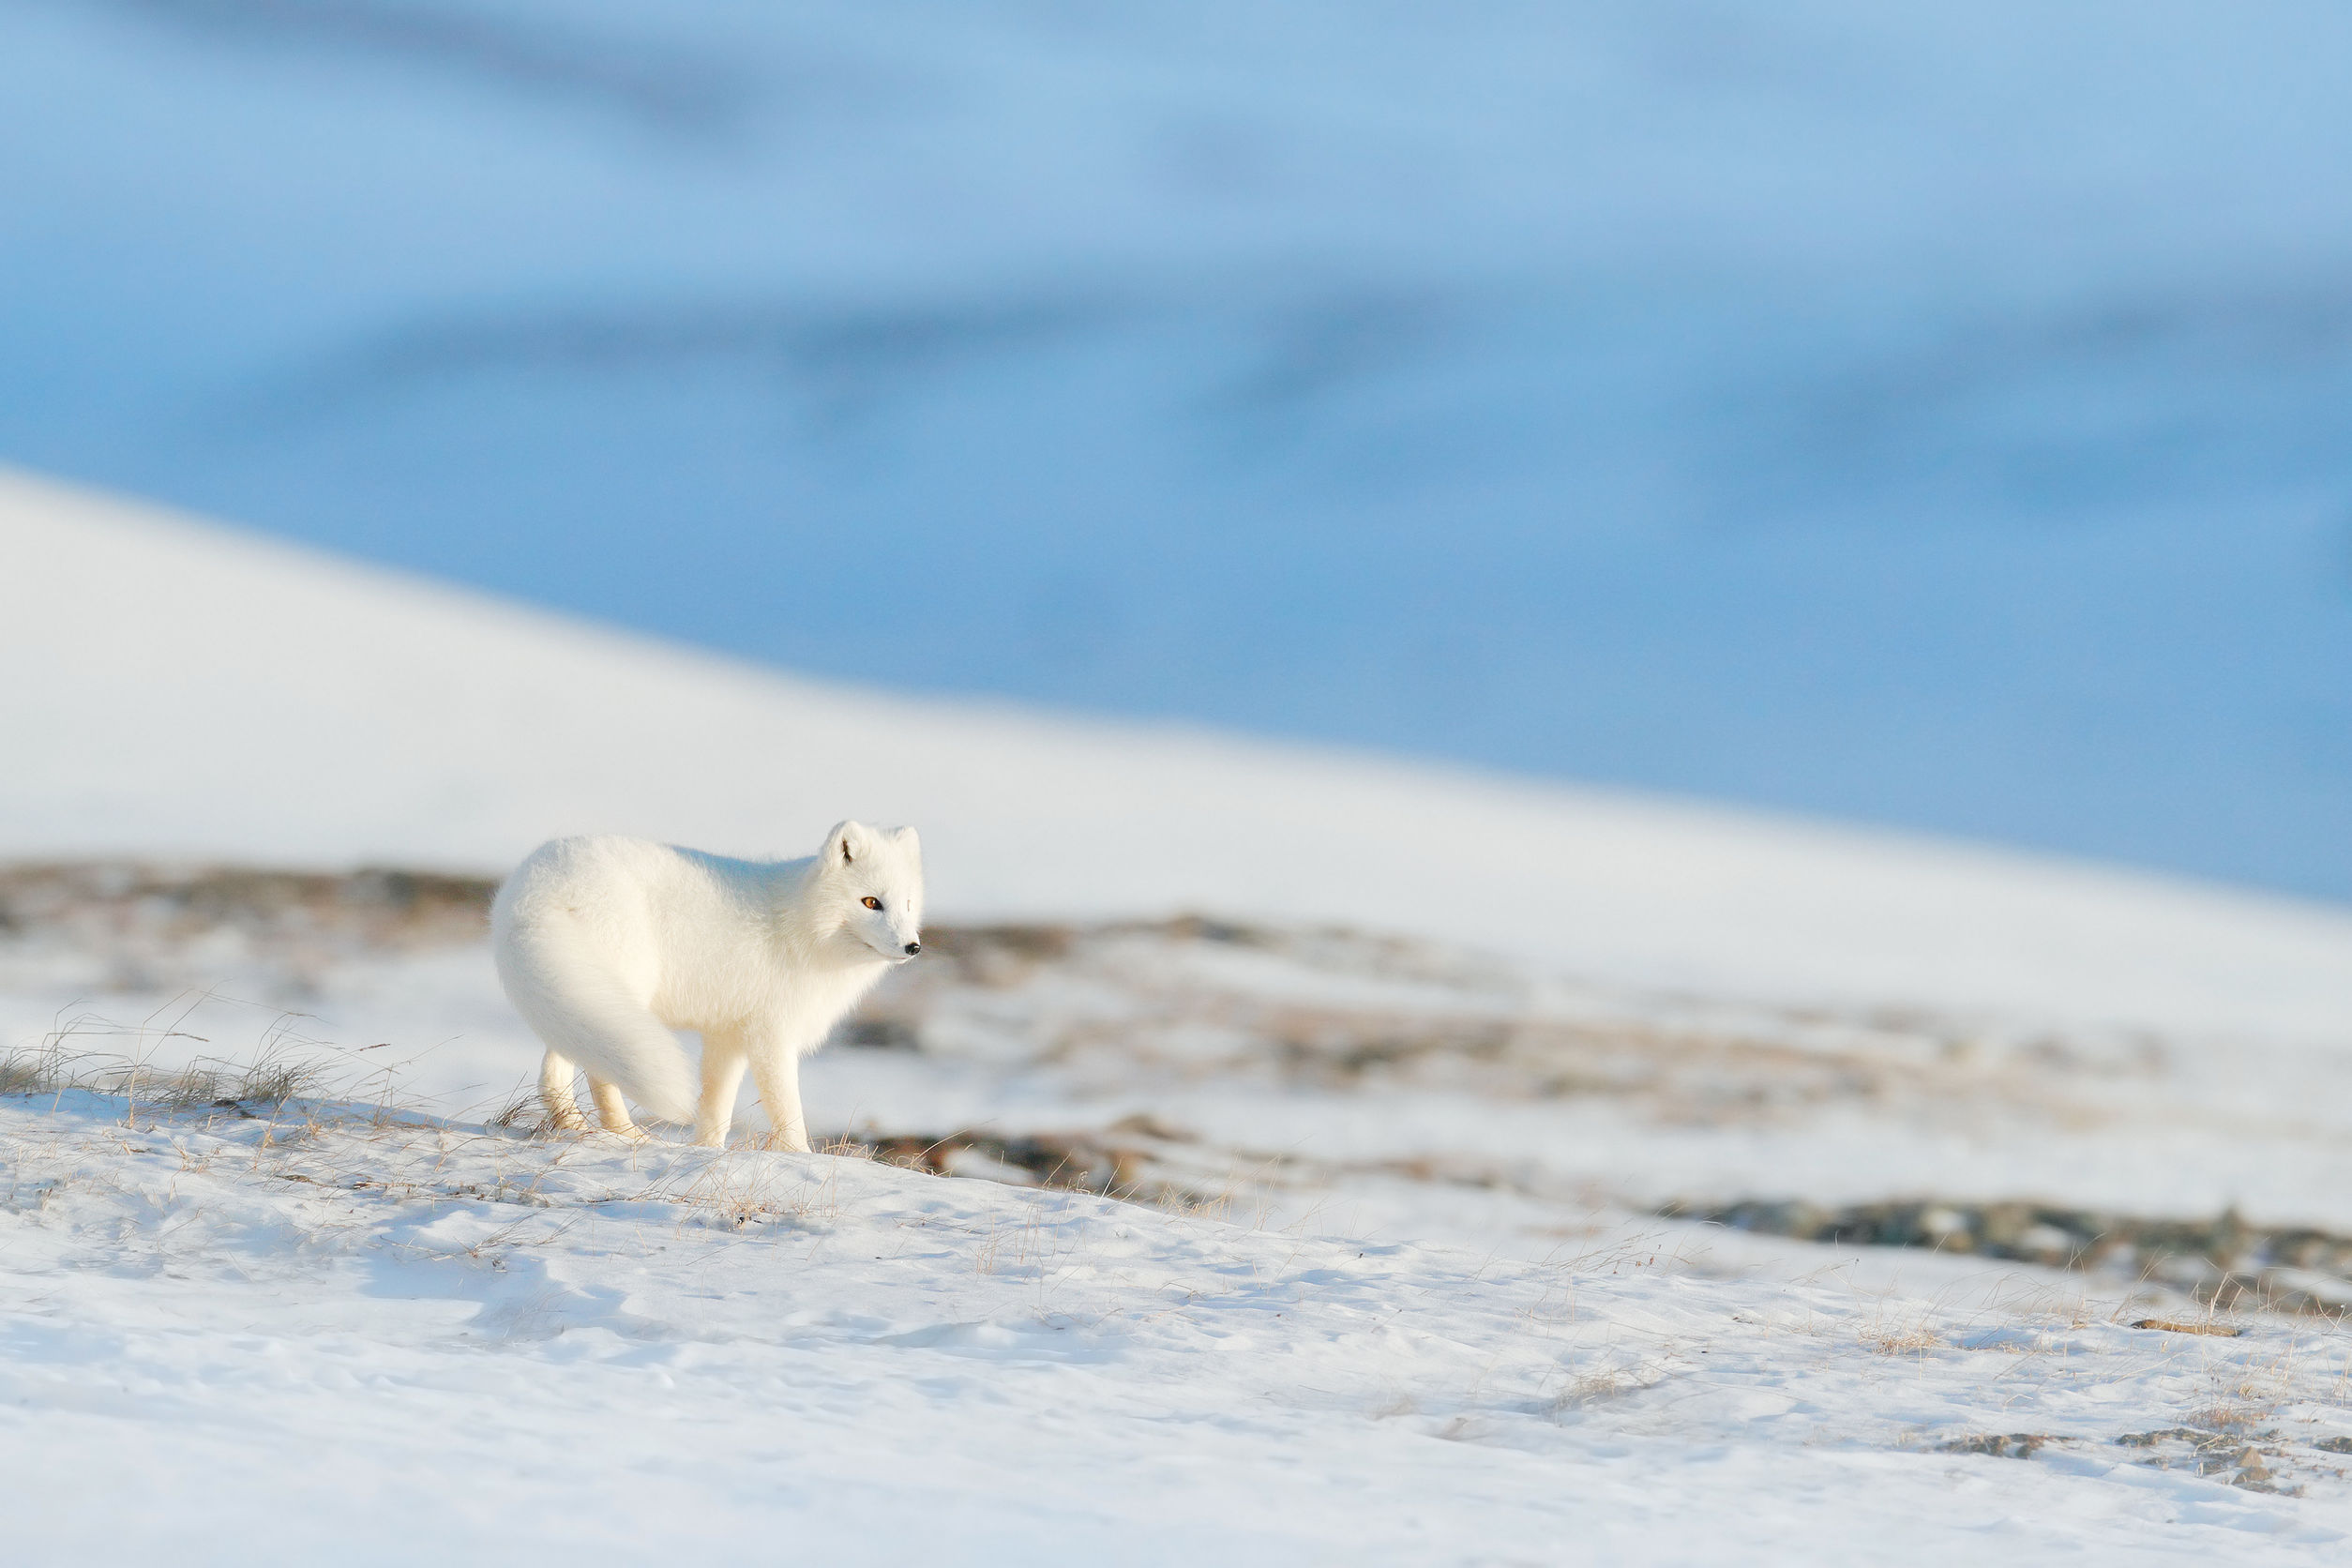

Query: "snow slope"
<box><xmin>8</xmin><ymin>1091</ymin><xmax>2352</xmax><ymax>1566</ymax></box>
<box><xmin>8</xmin><ymin>465</ymin><xmax>2352</xmax><ymax>1046</ymax></box>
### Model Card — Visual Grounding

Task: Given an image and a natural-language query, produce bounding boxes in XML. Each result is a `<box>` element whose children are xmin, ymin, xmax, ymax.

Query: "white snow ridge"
<box><xmin>7</xmin><ymin>468</ymin><xmax>2352</xmax><ymax>1563</ymax></box>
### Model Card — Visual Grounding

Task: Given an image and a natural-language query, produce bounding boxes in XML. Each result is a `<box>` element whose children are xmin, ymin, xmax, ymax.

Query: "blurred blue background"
<box><xmin>5</xmin><ymin>1</ymin><xmax>2350</xmax><ymax>897</ymax></box>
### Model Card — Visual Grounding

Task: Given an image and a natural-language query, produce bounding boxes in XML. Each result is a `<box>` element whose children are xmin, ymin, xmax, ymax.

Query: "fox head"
<box><xmin>819</xmin><ymin>820</ymin><xmax>925</xmax><ymax>962</ymax></box>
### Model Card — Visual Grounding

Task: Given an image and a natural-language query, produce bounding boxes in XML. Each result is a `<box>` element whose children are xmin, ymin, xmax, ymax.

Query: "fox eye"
<box><xmin>861</xmin><ymin>896</ymin><xmax>882</xmax><ymax>911</ymax></box>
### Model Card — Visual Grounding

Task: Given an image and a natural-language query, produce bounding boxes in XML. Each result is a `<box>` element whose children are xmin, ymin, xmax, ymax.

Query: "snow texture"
<box><xmin>9</xmin><ymin>1091</ymin><xmax>2352</xmax><ymax>1565</ymax></box>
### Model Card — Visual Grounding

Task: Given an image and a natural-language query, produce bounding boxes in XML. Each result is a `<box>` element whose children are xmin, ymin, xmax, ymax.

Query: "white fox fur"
<box><xmin>490</xmin><ymin>820</ymin><xmax>923</xmax><ymax>1149</ymax></box>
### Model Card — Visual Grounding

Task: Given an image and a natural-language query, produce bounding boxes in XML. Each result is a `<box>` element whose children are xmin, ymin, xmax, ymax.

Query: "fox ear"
<box><xmin>893</xmin><ymin>825</ymin><xmax>921</xmax><ymax>857</ymax></box>
<box><xmin>822</xmin><ymin>820</ymin><xmax>869</xmax><ymax>866</ymax></box>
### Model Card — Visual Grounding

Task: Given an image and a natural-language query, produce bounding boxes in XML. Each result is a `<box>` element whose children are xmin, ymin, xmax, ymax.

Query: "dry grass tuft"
<box><xmin>486</xmin><ymin>1078</ymin><xmax>552</xmax><ymax>1135</ymax></box>
<box><xmin>1</xmin><ymin>997</ymin><xmax>415</xmax><ymax>1138</ymax></box>
<box><xmin>2133</xmin><ymin>1317</ymin><xmax>2244</xmax><ymax>1337</ymax></box>
<box><xmin>1545</xmin><ymin>1355</ymin><xmax>1677</xmax><ymax>1413</ymax></box>
<box><xmin>3</xmin><ymin>1038</ymin><xmax>327</xmax><ymax>1112</ymax></box>
<box><xmin>0</xmin><ymin>1048</ymin><xmax>53</xmax><ymax>1096</ymax></box>
<box><xmin>1862</xmin><ymin>1321</ymin><xmax>1944</xmax><ymax>1356</ymax></box>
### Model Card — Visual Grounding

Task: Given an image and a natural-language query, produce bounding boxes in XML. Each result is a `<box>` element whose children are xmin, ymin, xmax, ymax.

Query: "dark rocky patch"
<box><xmin>1937</xmin><ymin>1433</ymin><xmax>2050</xmax><ymax>1459</ymax></box>
<box><xmin>2114</xmin><ymin>1428</ymin><xmax>2298</xmax><ymax>1492</ymax></box>
<box><xmin>0</xmin><ymin>862</ymin><xmax>497</xmax><ymax>952</ymax></box>
<box><xmin>857</xmin><ymin>1128</ymin><xmax>1199</xmax><ymax>1207</ymax></box>
<box><xmin>1666</xmin><ymin>1196</ymin><xmax>2352</xmax><ymax>1314</ymax></box>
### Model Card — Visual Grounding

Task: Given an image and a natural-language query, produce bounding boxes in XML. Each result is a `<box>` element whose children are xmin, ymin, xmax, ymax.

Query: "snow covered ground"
<box><xmin>10</xmin><ymin>862</ymin><xmax>2352</xmax><ymax>1560</ymax></box>
<box><xmin>11</xmin><ymin>1079</ymin><xmax>2352</xmax><ymax>1563</ymax></box>
<box><xmin>14</xmin><ymin>863</ymin><xmax>2352</xmax><ymax>1250</ymax></box>
<box><xmin>8</xmin><ymin>474</ymin><xmax>2352</xmax><ymax>1559</ymax></box>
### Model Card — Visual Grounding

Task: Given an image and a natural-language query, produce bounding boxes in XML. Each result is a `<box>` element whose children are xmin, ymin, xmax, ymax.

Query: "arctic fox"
<box><xmin>490</xmin><ymin>821</ymin><xmax>923</xmax><ymax>1149</ymax></box>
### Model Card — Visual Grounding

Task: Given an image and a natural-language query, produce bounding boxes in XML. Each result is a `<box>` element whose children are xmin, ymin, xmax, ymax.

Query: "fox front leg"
<box><xmin>747</xmin><ymin>1047</ymin><xmax>811</xmax><ymax>1153</ymax></box>
<box><xmin>695</xmin><ymin>1029</ymin><xmax>749</xmax><ymax>1148</ymax></box>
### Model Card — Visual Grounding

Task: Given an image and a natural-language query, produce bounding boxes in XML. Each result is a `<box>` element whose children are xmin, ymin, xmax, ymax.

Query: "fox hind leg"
<box><xmin>587</xmin><ymin>1075</ymin><xmax>645</xmax><ymax>1140</ymax></box>
<box><xmin>499</xmin><ymin>950</ymin><xmax>698</xmax><ymax>1123</ymax></box>
<box><xmin>538</xmin><ymin>1049</ymin><xmax>586</xmax><ymax>1132</ymax></box>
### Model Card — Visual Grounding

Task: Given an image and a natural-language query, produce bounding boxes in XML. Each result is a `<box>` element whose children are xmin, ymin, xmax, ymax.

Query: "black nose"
<box><xmin>903</xmin><ymin>942</ymin><xmax>921</xmax><ymax>956</ymax></box>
